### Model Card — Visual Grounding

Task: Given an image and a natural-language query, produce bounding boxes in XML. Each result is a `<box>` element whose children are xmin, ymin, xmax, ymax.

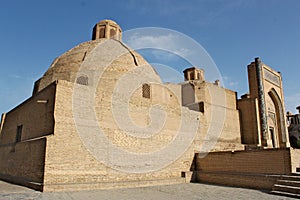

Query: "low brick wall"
<box><xmin>194</xmin><ymin>148</ymin><xmax>292</xmax><ymax>190</ymax></box>
<box><xmin>0</xmin><ymin>138</ymin><xmax>46</xmax><ymax>191</ymax></box>
<box><xmin>197</xmin><ymin>172</ymin><xmax>280</xmax><ymax>190</ymax></box>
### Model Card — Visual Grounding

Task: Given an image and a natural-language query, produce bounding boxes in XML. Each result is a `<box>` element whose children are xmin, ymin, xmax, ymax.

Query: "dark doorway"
<box><xmin>270</xmin><ymin>127</ymin><xmax>276</xmax><ymax>148</ymax></box>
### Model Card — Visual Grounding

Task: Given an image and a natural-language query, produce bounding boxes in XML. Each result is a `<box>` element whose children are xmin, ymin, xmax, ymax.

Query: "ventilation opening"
<box><xmin>199</xmin><ymin>102</ymin><xmax>204</xmax><ymax>113</ymax></box>
<box><xmin>16</xmin><ymin>125</ymin><xmax>23</xmax><ymax>143</ymax></box>
<box><xmin>76</xmin><ymin>75</ymin><xmax>89</xmax><ymax>86</ymax></box>
<box><xmin>142</xmin><ymin>84</ymin><xmax>151</xmax><ymax>99</ymax></box>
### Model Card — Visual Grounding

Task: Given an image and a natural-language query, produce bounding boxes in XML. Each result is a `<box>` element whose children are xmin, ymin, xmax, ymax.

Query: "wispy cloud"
<box><xmin>9</xmin><ymin>74</ymin><xmax>21</xmax><ymax>79</ymax></box>
<box><xmin>222</xmin><ymin>75</ymin><xmax>239</xmax><ymax>88</ymax></box>
<box><xmin>151</xmin><ymin>63</ymin><xmax>183</xmax><ymax>83</ymax></box>
<box><xmin>124</xmin><ymin>27</ymin><xmax>223</xmax><ymax>84</ymax></box>
<box><xmin>285</xmin><ymin>93</ymin><xmax>300</xmax><ymax>113</ymax></box>
<box><xmin>195</xmin><ymin>0</ymin><xmax>251</xmax><ymax>26</ymax></box>
<box><xmin>122</xmin><ymin>0</ymin><xmax>251</xmax><ymax>27</ymax></box>
<box><xmin>126</xmin><ymin>33</ymin><xmax>191</xmax><ymax>58</ymax></box>
<box><xmin>148</xmin><ymin>50</ymin><xmax>178</xmax><ymax>61</ymax></box>
<box><xmin>122</xmin><ymin>0</ymin><xmax>195</xmax><ymax>16</ymax></box>
<box><xmin>9</xmin><ymin>74</ymin><xmax>36</xmax><ymax>81</ymax></box>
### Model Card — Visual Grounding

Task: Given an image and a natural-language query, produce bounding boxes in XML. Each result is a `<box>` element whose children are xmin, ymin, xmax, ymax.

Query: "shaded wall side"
<box><xmin>0</xmin><ymin>138</ymin><xmax>46</xmax><ymax>190</ymax></box>
<box><xmin>194</xmin><ymin>83</ymin><xmax>243</xmax><ymax>152</ymax></box>
<box><xmin>0</xmin><ymin>83</ymin><xmax>56</xmax><ymax>144</ymax></box>
<box><xmin>196</xmin><ymin>149</ymin><xmax>291</xmax><ymax>174</ymax></box>
<box><xmin>0</xmin><ymin>83</ymin><xmax>56</xmax><ymax>190</ymax></box>
<box><xmin>181</xmin><ymin>83</ymin><xmax>195</xmax><ymax>106</ymax></box>
<box><xmin>194</xmin><ymin>149</ymin><xmax>292</xmax><ymax>190</ymax></box>
<box><xmin>248</xmin><ymin>63</ymin><xmax>258</xmax><ymax>99</ymax></box>
<box><xmin>237</xmin><ymin>98</ymin><xmax>260</xmax><ymax>145</ymax></box>
<box><xmin>197</xmin><ymin>172</ymin><xmax>278</xmax><ymax>190</ymax></box>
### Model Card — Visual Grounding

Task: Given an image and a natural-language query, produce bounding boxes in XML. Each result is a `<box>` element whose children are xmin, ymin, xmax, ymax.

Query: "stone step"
<box><xmin>271</xmin><ymin>190</ymin><xmax>300</xmax><ymax>199</ymax></box>
<box><xmin>272</xmin><ymin>184</ymin><xmax>300</xmax><ymax>194</ymax></box>
<box><xmin>279</xmin><ymin>175</ymin><xmax>300</xmax><ymax>181</ymax></box>
<box><xmin>293</xmin><ymin>172</ymin><xmax>300</xmax><ymax>176</ymax></box>
<box><xmin>276</xmin><ymin>180</ymin><xmax>300</xmax><ymax>188</ymax></box>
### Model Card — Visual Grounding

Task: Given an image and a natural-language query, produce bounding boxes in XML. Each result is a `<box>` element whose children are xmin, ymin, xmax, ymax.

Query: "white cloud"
<box><xmin>123</xmin><ymin>27</ymin><xmax>222</xmax><ymax>83</ymax></box>
<box><xmin>126</xmin><ymin>33</ymin><xmax>191</xmax><ymax>58</ymax></box>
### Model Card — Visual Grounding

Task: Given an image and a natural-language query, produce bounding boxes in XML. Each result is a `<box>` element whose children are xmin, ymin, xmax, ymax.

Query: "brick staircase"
<box><xmin>271</xmin><ymin>173</ymin><xmax>300</xmax><ymax>198</ymax></box>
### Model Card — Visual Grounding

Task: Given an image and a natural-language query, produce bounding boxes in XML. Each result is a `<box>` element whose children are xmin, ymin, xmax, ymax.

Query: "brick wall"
<box><xmin>237</xmin><ymin>98</ymin><xmax>260</xmax><ymax>145</ymax></box>
<box><xmin>42</xmin><ymin>80</ymin><xmax>194</xmax><ymax>191</ymax></box>
<box><xmin>0</xmin><ymin>83</ymin><xmax>55</xmax><ymax>144</ymax></box>
<box><xmin>196</xmin><ymin>149</ymin><xmax>291</xmax><ymax>174</ymax></box>
<box><xmin>194</xmin><ymin>149</ymin><xmax>292</xmax><ymax>190</ymax></box>
<box><xmin>0</xmin><ymin>138</ymin><xmax>46</xmax><ymax>190</ymax></box>
<box><xmin>0</xmin><ymin>83</ymin><xmax>56</xmax><ymax>190</ymax></box>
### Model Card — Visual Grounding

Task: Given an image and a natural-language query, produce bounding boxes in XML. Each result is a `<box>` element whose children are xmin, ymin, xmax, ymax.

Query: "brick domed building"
<box><xmin>0</xmin><ymin>20</ymin><xmax>296</xmax><ymax>193</ymax></box>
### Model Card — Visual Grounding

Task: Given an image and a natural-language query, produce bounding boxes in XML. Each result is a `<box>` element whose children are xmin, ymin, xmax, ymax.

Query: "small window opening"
<box><xmin>100</xmin><ymin>27</ymin><xmax>105</xmax><ymax>38</ymax></box>
<box><xmin>110</xmin><ymin>29</ymin><xmax>116</xmax><ymax>38</ymax></box>
<box><xmin>270</xmin><ymin>128</ymin><xmax>276</xmax><ymax>148</ymax></box>
<box><xmin>142</xmin><ymin>84</ymin><xmax>151</xmax><ymax>99</ymax></box>
<box><xmin>16</xmin><ymin>125</ymin><xmax>23</xmax><ymax>143</ymax></box>
<box><xmin>190</xmin><ymin>72</ymin><xmax>195</xmax><ymax>80</ymax></box>
<box><xmin>291</xmin><ymin>118</ymin><xmax>295</xmax><ymax>125</ymax></box>
<box><xmin>199</xmin><ymin>102</ymin><xmax>204</xmax><ymax>113</ymax></box>
<box><xmin>76</xmin><ymin>75</ymin><xmax>89</xmax><ymax>86</ymax></box>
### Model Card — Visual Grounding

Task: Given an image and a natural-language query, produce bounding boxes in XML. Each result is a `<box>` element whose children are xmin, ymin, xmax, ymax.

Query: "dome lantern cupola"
<box><xmin>92</xmin><ymin>19</ymin><xmax>122</xmax><ymax>41</ymax></box>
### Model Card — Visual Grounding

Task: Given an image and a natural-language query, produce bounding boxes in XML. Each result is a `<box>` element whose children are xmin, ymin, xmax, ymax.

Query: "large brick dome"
<box><xmin>33</xmin><ymin>22</ymin><xmax>160</xmax><ymax>94</ymax></box>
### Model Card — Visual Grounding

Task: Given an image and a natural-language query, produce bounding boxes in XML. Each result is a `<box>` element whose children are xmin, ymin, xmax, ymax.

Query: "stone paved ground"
<box><xmin>0</xmin><ymin>181</ymin><xmax>296</xmax><ymax>200</ymax></box>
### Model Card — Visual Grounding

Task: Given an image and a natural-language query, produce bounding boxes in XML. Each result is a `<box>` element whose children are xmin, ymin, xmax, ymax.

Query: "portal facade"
<box><xmin>238</xmin><ymin>58</ymin><xmax>289</xmax><ymax>148</ymax></box>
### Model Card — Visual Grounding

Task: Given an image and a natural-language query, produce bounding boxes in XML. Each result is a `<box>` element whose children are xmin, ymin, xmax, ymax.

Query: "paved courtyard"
<box><xmin>0</xmin><ymin>181</ymin><xmax>296</xmax><ymax>200</ymax></box>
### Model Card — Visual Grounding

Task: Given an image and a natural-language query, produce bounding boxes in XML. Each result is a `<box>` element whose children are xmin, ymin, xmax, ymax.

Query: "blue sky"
<box><xmin>0</xmin><ymin>0</ymin><xmax>299</xmax><ymax>113</ymax></box>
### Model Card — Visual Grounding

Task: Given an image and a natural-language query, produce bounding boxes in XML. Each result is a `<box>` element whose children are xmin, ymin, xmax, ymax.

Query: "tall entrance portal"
<box><xmin>238</xmin><ymin>58</ymin><xmax>290</xmax><ymax>148</ymax></box>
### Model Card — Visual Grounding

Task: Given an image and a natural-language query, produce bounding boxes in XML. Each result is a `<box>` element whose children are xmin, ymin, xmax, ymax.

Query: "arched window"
<box><xmin>99</xmin><ymin>27</ymin><xmax>105</xmax><ymax>38</ymax></box>
<box><xmin>190</xmin><ymin>71</ymin><xmax>195</xmax><ymax>80</ymax></box>
<box><xmin>142</xmin><ymin>83</ymin><xmax>151</xmax><ymax>99</ymax></box>
<box><xmin>110</xmin><ymin>28</ymin><xmax>116</xmax><ymax>38</ymax></box>
<box><xmin>76</xmin><ymin>75</ymin><xmax>88</xmax><ymax>86</ymax></box>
